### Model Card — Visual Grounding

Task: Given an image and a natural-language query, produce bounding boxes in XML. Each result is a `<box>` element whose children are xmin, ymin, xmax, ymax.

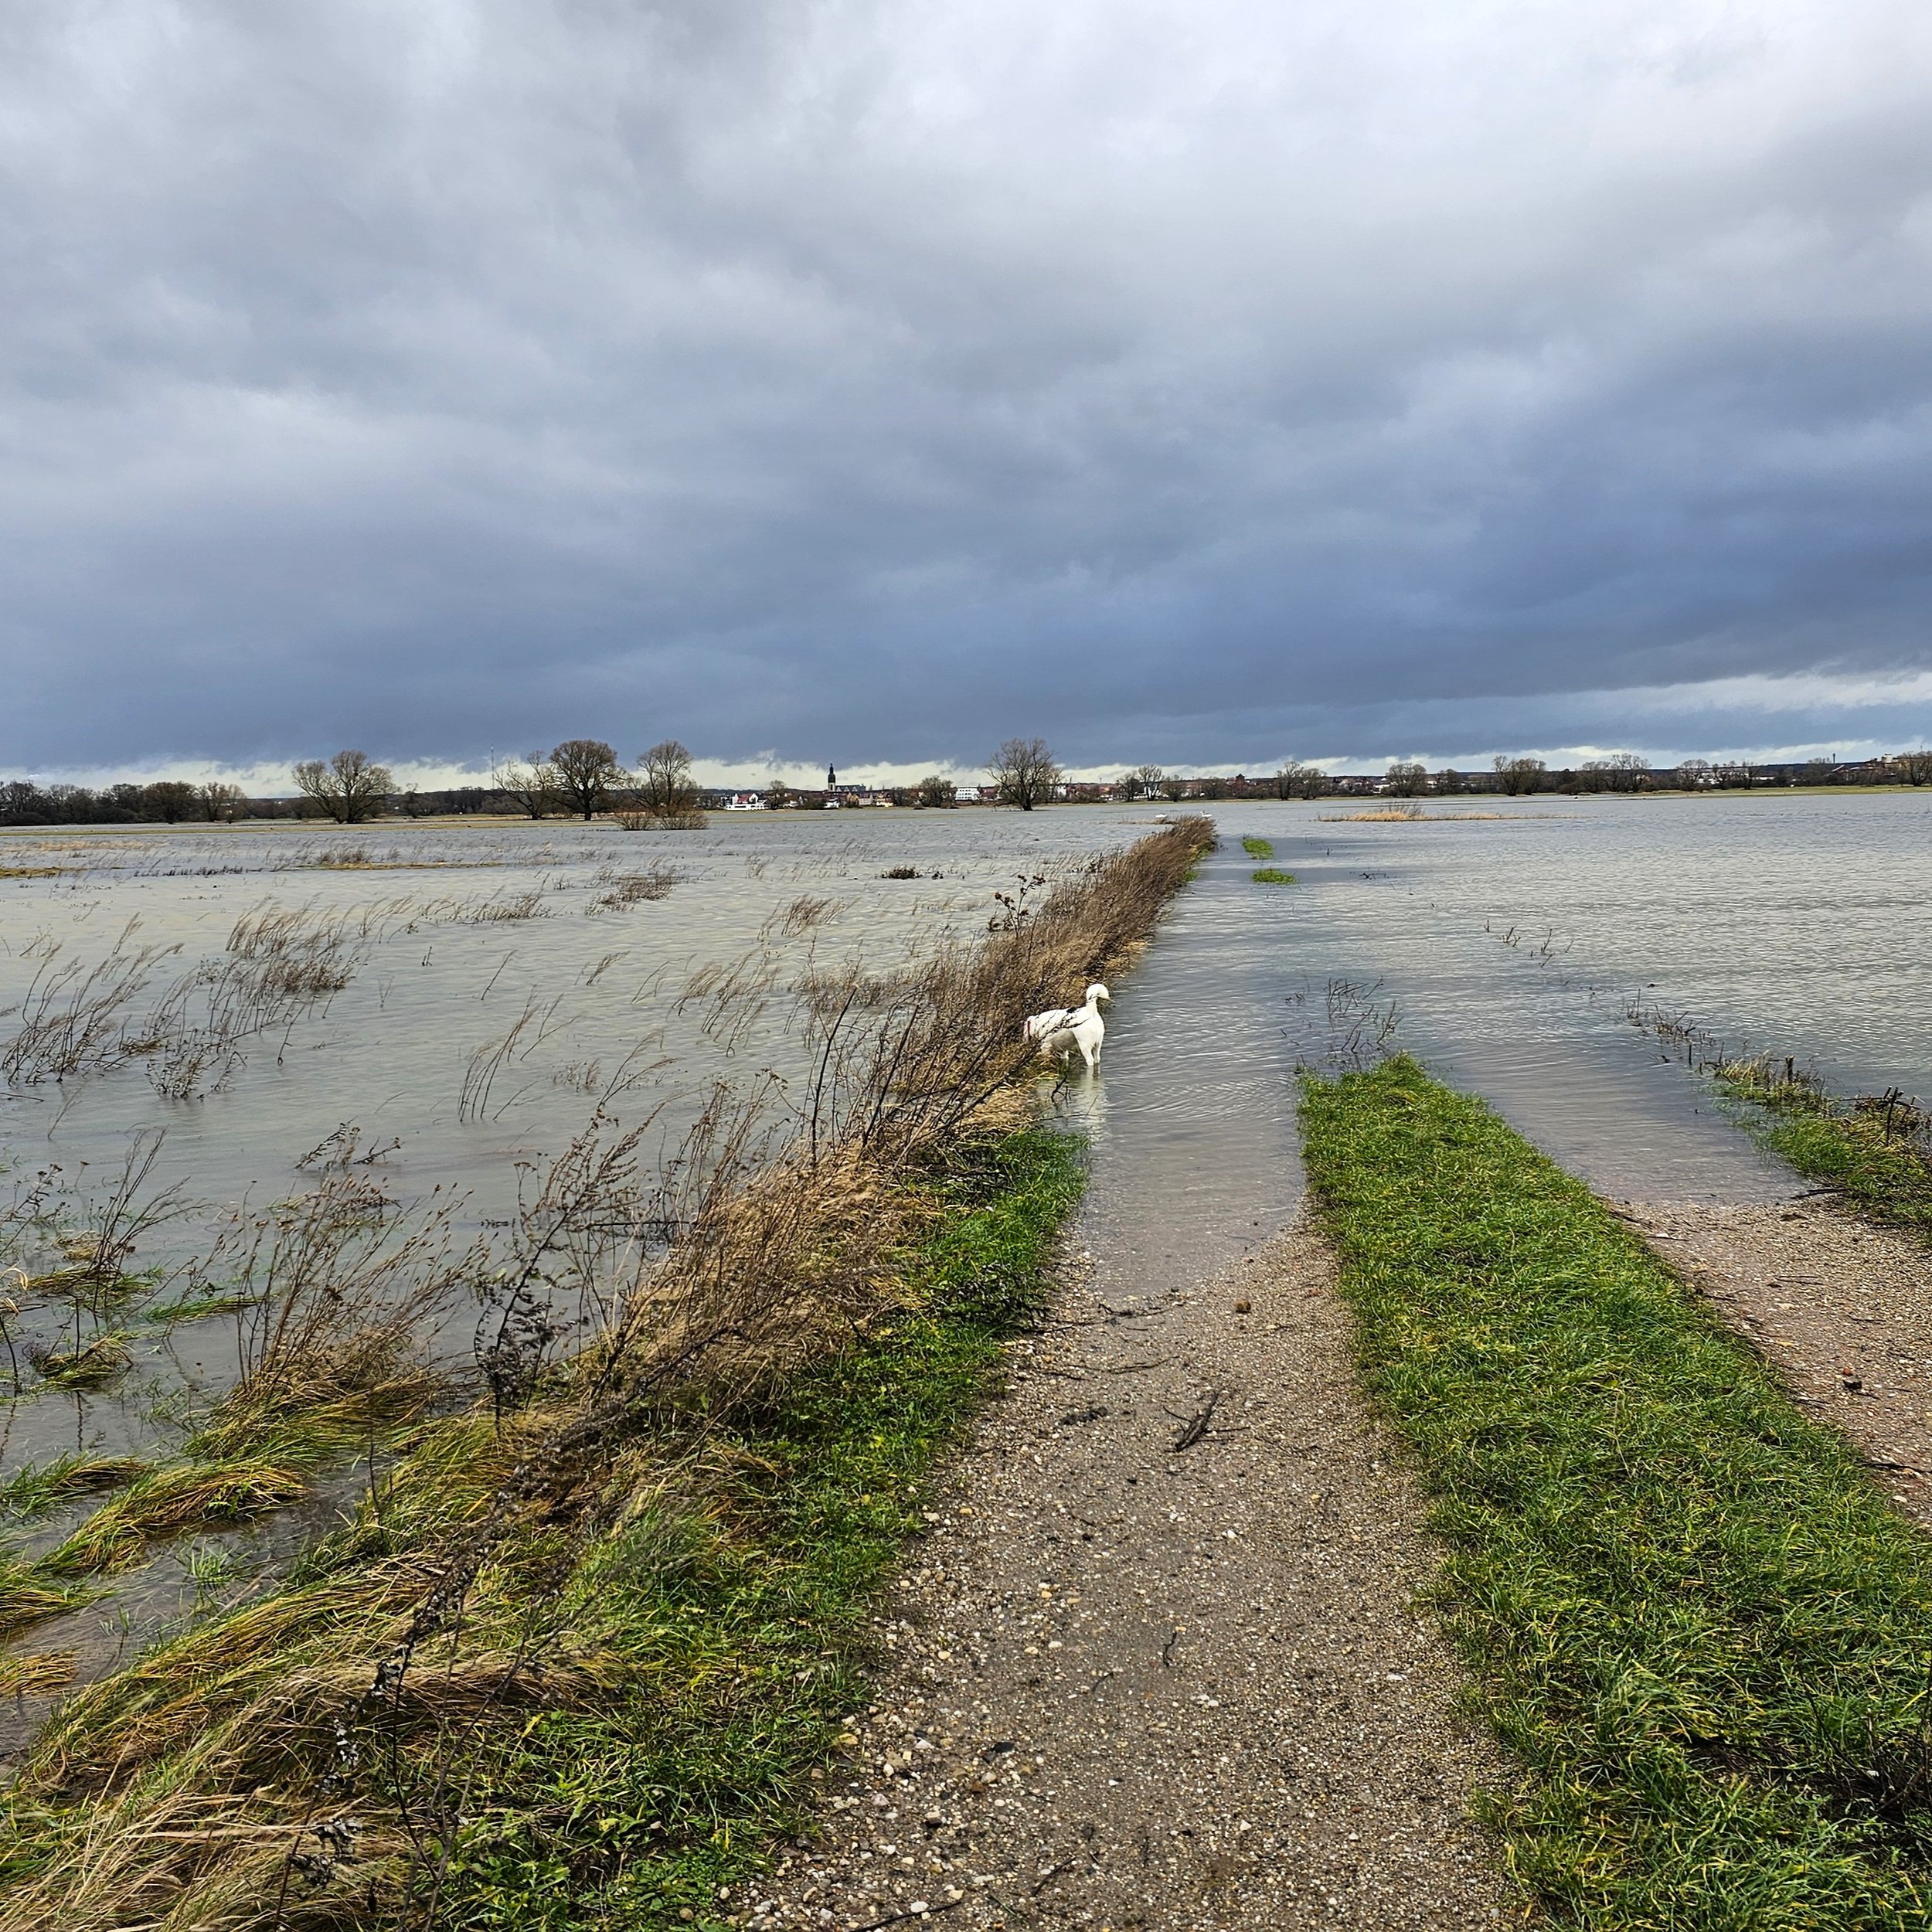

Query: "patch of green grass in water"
<box><xmin>1300</xmin><ymin>1056</ymin><xmax>1932</xmax><ymax>1929</ymax></box>
<box><xmin>1241</xmin><ymin>835</ymin><xmax>1274</xmax><ymax>860</ymax></box>
<box><xmin>1710</xmin><ymin>1063</ymin><xmax>1932</xmax><ymax>1242</ymax></box>
<box><xmin>141</xmin><ymin>1288</ymin><xmax>259</xmax><ymax>1326</ymax></box>
<box><xmin>1250</xmin><ymin>867</ymin><xmax>1295</xmax><ymax>884</ymax></box>
<box><xmin>423</xmin><ymin>1127</ymin><xmax>1087</xmax><ymax>1930</ymax></box>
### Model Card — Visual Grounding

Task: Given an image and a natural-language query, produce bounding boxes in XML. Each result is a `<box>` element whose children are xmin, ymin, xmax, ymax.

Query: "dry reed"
<box><xmin>590</xmin><ymin>862</ymin><xmax>682</xmax><ymax>910</ymax></box>
<box><xmin>2</xmin><ymin>922</ymin><xmax>181</xmax><ymax>1084</ymax></box>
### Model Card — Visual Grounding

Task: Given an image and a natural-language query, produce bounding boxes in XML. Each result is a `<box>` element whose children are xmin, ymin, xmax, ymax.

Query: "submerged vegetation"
<box><xmin>0</xmin><ymin>818</ymin><xmax>1213</xmax><ymax>1930</ymax></box>
<box><xmin>1628</xmin><ymin>1000</ymin><xmax>1932</xmax><ymax>1240</ymax></box>
<box><xmin>1302</xmin><ymin>1056</ymin><xmax>1932</xmax><ymax>1928</ymax></box>
<box><xmin>1240</xmin><ymin>835</ymin><xmax>1295</xmax><ymax>884</ymax></box>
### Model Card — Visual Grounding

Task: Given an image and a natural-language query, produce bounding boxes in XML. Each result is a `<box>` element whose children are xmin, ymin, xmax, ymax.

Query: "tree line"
<box><xmin>6</xmin><ymin>736</ymin><xmax>1931</xmax><ymax>828</ymax></box>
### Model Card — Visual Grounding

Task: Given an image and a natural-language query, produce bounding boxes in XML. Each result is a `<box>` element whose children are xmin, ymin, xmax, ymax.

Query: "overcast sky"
<box><xmin>5</xmin><ymin>0</ymin><xmax>1931</xmax><ymax>784</ymax></box>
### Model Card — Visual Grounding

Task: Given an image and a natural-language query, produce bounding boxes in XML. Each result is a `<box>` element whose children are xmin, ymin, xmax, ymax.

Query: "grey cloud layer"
<box><xmin>4</xmin><ymin>0</ymin><xmax>1931</xmax><ymax>771</ymax></box>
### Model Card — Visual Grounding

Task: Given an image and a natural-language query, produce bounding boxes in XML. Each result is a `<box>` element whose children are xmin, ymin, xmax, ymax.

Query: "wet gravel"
<box><xmin>737</xmin><ymin>1220</ymin><xmax>1509</xmax><ymax>1930</ymax></box>
<box><xmin>1619</xmin><ymin>1195</ymin><xmax>1932</xmax><ymax>1526</ymax></box>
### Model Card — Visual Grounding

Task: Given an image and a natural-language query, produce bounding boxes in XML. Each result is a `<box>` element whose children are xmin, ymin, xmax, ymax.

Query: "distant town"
<box><xmin>2</xmin><ymin>743</ymin><xmax>1930</xmax><ymax>827</ymax></box>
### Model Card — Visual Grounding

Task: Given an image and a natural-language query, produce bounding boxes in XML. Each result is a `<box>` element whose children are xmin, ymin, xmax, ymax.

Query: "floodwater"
<box><xmin>0</xmin><ymin>808</ymin><xmax>1159</xmax><ymax>1750</ymax></box>
<box><xmin>1245</xmin><ymin>788</ymin><xmax>1932</xmax><ymax>1199</ymax></box>
<box><xmin>5</xmin><ymin>791</ymin><xmax>1931</xmax><ymax>1748</ymax></box>
<box><xmin>1077</xmin><ymin>789</ymin><xmax>1932</xmax><ymax>1304</ymax></box>
<box><xmin>0</xmin><ymin>811</ymin><xmax>1158</xmax><ymax>1464</ymax></box>
<box><xmin>5</xmin><ymin>791</ymin><xmax>1928</xmax><ymax>1418</ymax></box>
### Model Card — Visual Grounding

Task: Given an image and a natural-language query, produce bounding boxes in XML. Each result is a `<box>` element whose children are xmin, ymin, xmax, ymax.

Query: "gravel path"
<box><xmin>1617</xmin><ymin>1196</ymin><xmax>1932</xmax><ymax>1526</ymax></box>
<box><xmin>740</xmin><ymin>1219</ymin><xmax>1509</xmax><ymax>1931</ymax></box>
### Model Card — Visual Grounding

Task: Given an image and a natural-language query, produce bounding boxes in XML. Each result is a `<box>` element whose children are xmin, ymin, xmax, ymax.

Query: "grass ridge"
<box><xmin>1300</xmin><ymin>1056</ymin><xmax>1932</xmax><ymax>1930</ymax></box>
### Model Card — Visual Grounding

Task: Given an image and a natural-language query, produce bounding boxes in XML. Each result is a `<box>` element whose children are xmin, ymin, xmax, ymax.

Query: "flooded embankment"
<box><xmin>0</xmin><ymin>821</ymin><xmax>1216</xmax><ymax>1931</ymax></box>
<box><xmin>0</xmin><ymin>811</ymin><xmax>1167</xmax><ymax>1744</ymax></box>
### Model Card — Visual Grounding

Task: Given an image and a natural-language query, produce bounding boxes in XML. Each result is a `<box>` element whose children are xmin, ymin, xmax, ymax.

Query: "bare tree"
<box><xmin>492</xmin><ymin>750</ymin><xmax>560</xmax><ymax>819</ymax></box>
<box><xmin>636</xmin><ymin>740</ymin><xmax>702</xmax><ymax>824</ymax></box>
<box><xmin>198</xmin><ymin>781</ymin><xmax>244</xmax><ymax>822</ymax></box>
<box><xmin>1123</xmin><ymin>764</ymin><xmax>1165</xmax><ymax>801</ymax></box>
<box><xmin>1384</xmin><ymin>761</ymin><xmax>1429</xmax><ymax>797</ymax></box>
<box><xmin>988</xmin><ymin>737</ymin><xmax>1061</xmax><ymax>811</ymax></box>
<box><xmin>916</xmin><ymin>773</ymin><xmax>957</xmax><ymax>808</ymax></box>
<box><xmin>141</xmin><ymin>780</ymin><xmax>199</xmax><ymax>822</ymax></box>
<box><xmin>1902</xmin><ymin>750</ymin><xmax>1932</xmax><ymax>786</ymax></box>
<box><xmin>764</xmin><ymin>778</ymin><xmax>794</xmax><ymax>809</ymax></box>
<box><xmin>1674</xmin><ymin>758</ymin><xmax>1714</xmax><ymax>791</ymax></box>
<box><xmin>293</xmin><ymin>750</ymin><xmax>393</xmax><ymax>824</ymax></box>
<box><xmin>1274</xmin><ymin>760</ymin><xmax>1330</xmax><ymax>800</ymax></box>
<box><xmin>548</xmin><ymin>740</ymin><xmax>623</xmax><ymax>821</ymax></box>
<box><xmin>1492</xmin><ymin>755</ymin><xmax>1547</xmax><ymax>798</ymax></box>
<box><xmin>1578</xmin><ymin>751</ymin><xmax>1648</xmax><ymax>794</ymax></box>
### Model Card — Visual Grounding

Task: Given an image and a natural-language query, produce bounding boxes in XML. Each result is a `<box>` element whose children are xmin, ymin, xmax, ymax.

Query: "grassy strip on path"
<box><xmin>1300</xmin><ymin>1056</ymin><xmax>1932</xmax><ymax>1930</ymax></box>
<box><xmin>1240</xmin><ymin>835</ymin><xmax>1296</xmax><ymax>883</ymax></box>
<box><xmin>1626</xmin><ymin>1008</ymin><xmax>1932</xmax><ymax>1242</ymax></box>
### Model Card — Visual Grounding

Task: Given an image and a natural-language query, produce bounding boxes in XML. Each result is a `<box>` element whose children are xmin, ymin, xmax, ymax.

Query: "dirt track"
<box><xmin>1617</xmin><ymin>1195</ymin><xmax>1932</xmax><ymax>1526</ymax></box>
<box><xmin>740</xmin><ymin>1220</ymin><xmax>1509</xmax><ymax>1931</ymax></box>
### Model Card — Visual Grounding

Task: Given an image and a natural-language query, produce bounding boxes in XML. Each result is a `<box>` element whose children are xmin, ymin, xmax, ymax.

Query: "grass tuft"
<box><xmin>0</xmin><ymin>1456</ymin><xmax>152</xmax><ymax>1526</ymax></box>
<box><xmin>27</xmin><ymin>1331</ymin><xmax>134</xmax><ymax>1389</ymax></box>
<box><xmin>1713</xmin><ymin>1058</ymin><xmax>1932</xmax><ymax>1240</ymax></box>
<box><xmin>1250</xmin><ymin>866</ymin><xmax>1296</xmax><ymax>884</ymax></box>
<box><xmin>1240</xmin><ymin>836</ymin><xmax>1274</xmax><ymax>860</ymax></box>
<box><xmin>1301</xmin><ymin>1056</ymin><xmax>1932</xmax><ymax>1927</ymax></box>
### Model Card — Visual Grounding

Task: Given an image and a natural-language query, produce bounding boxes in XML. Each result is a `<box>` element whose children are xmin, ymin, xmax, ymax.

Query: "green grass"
<box><xmin>1250</xmin><ymin>866</ymin><xmax>1296</xmax><ymax>884</ymax></box>
<box><xmin>0</xmin><ymin>1130</ymin><xmax>1087</xmax><ymax>1926</ymax></box>
<box><xmin>1241</xmin><ymin>835</ymin><xmax>1274</xmax><ymax>860</ymax></box>
<box><xmin>1300</xmin><ymin>1056</ymin><xmax>1932</xmax><ymax>1930</ymax></box>
<box><xmin>1710</xmin><ymin>1060</ymin><xmax>1932</xmax><ymax>1240</ymax></box>
<box><xmin>0</xmin><ymin>1454</ymin><xmax>151</xmax><ymax>1526</ymax></box>
<box><xmin>410</xmin><ymin>1126</ymin><xmax>1084</xmax><ymax>1928</ymax></box>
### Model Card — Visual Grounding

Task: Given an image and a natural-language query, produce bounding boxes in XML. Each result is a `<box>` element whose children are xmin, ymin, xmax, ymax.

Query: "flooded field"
<box><xmin>0</xmin><ymin>809</ymin><xmax>1159</xmax><ymax>1730</ymax></box>
<box><xmin>5</xmin><ymin>790</ymin><xmax>1932</xmax><ymax>1759</ymax></box>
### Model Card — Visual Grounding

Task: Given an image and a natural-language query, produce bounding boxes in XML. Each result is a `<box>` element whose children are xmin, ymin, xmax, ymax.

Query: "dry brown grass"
<box><xmin>453</xmin><ymin>883</ymin><xmax>549</xmax><ymax>923</ymax></box>
<box><xmin>2</xmin><ymin>904</ymin><xmax>396</xmax><ymax>1100</ymax></box>
<box><xmin>590</xmin><ymin>862</ymin><xmax>682</xmax><ymax>910</ymax></box>
<box><xmin>2</xmin><ymin>921</ymin><xmax>182</xmax><ymax>1083</ymax></box>
<box><xmin>0</xmin><ymin>1651</ymin><xmax>78</xmax><ymax>1699</ymax></box>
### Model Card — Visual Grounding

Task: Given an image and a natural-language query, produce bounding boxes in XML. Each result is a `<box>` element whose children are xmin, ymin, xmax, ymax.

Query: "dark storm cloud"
<box><xmin>4</xmin><ymin>0</ymin><xmax>1931</xmax><ymax>777</ymax></box>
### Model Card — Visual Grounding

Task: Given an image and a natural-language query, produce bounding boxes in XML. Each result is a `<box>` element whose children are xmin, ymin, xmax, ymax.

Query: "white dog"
<box><xmin>1023</xmin><ymin>982</ymin><xmax>1110</xmax><ymax>1070</ymax></box>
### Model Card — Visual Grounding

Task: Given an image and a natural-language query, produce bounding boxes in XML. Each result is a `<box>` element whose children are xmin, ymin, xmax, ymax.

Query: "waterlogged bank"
<box><xmin>0</xmin><ymin>811</ymin><xmax>1174</xmax><ymax>1712</ymax></box>
<box><xmin>0</xmin><ymin>820</ymin><xmax>1213</xmax><ymax>1931</ymax></box>
<box><xmin>1301</xmin><ymin>1057</ymin><xmax>1932</xmax><ymax>1927</ymax></box>
<box><xmin>1213</xmin><ymin>788</ymin><xmax>1932</xmax><ymax>1202</ymax></box>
